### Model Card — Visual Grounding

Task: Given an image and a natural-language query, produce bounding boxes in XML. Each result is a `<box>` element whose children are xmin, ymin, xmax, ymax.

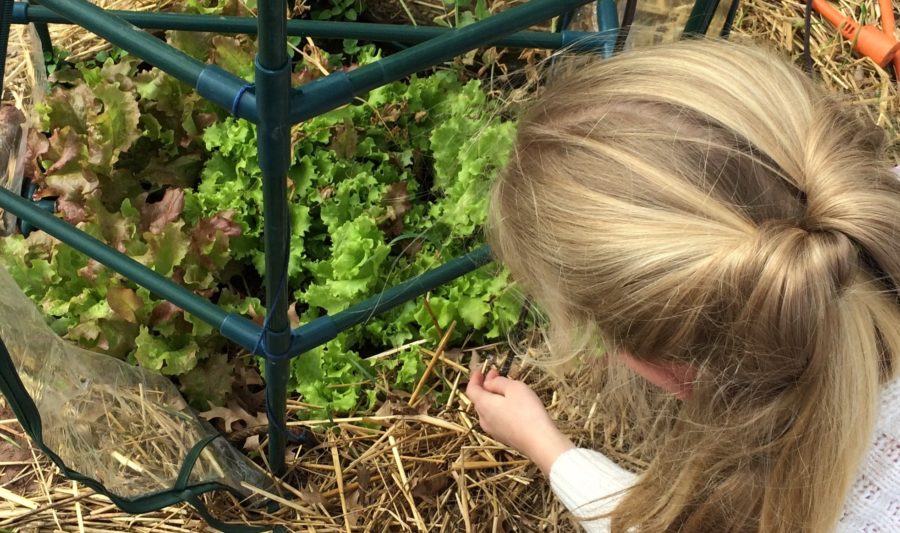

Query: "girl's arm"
<box><xmin>466</xmin><ymin>368</ymin><xmax>637</xmax><ymax>532</ymax></box>
<box><xmin>549</xmin><ymin>447</ymin><xmax>638</xmax><ymax>532</ymax></box>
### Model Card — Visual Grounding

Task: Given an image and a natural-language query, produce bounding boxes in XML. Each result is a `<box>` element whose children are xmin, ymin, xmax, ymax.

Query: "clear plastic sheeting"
<box><xmin>0</xmin><ymin>265</ymin><xmax>268</xmax><ymax>500</ymax></box>
<box><xmin>621</xmin><ymin>0</ymin><xmax>734</xmax><ymax>47</ymax></box>
<box><xmin>559</xmin><ymin>1</ymin><xmax>737</xmax><ymax>51</ymax></box>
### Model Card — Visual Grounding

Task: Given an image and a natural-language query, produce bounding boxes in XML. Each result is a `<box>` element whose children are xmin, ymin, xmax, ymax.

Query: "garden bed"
<box><xmin>0</xmin><ymin>1</ymin><xmax>898</xmax><ymax>532</ymax></box>
<box><xmin>1</xmin><ymin>343</ymin><xmax>642</xmax><ymax>532</ymax></box>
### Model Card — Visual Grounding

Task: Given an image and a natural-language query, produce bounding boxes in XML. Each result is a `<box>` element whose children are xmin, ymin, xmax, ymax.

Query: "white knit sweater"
<box><xmin>549</xmin><ymin>378</ymin><xmax>900</xmax><ymax>532</ymax></box>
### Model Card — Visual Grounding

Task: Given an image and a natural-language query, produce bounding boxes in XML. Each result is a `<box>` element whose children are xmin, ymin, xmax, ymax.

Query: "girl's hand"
<box><xmin>466</xmin><ymin>366</ymin><xmax>575</xmax><ymax>476</ymax></box>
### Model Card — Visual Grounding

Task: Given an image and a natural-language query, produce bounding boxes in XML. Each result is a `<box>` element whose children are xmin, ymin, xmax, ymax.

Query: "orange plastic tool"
<box><xmin>812</xmin><ymin>0</ymin><xmax>900</xmax><ymax>68</ymax></box>
<box><xmin>879</xmin><ymin>0</ymin><xmax>900</xmax><ymax>73</ymax></box>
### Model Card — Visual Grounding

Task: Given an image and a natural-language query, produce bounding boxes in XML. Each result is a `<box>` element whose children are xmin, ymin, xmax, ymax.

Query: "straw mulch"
<box><xmin>1</xmin><ymin>342</ymin><xmax>634</xmax><ymax>532</ymax></box>
<box><xmin>1</xmin><ymin>1</ymin><xmax>899</xmax><ymax>532</ymax></box>
<box><xmin>733</xmin><ymin>0</ymin><xmax>899</xmax><ymax>163</ymax></box>
<box><xmin>2</xmin><ymin>0</ymin><xmax>177</xmax><ymax>108</ymax></box>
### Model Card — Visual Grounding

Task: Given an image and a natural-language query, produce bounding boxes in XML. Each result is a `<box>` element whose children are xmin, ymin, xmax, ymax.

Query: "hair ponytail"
<box><xmin>489</xmin><ymin>39</ymin><xmax>900</xmax><ymax>532</ymax></box>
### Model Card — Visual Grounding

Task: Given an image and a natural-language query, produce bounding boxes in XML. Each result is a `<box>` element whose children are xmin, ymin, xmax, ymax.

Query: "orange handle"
<box><xmin>811</xmin><ymin>0</ymin><xmax>852</xmax><ymax>36</ymax></box>
<box><xmin>879</xmin><ymin>0</ymin><xmax>900</xmax><ymax>73</ymax></box>
<box><xmin>881</xmin><ymin>0</ymin><xmax>896</xmax><ymax>31</ymax></box>
<box><xmin>812</xmin><ymin>0</ymin><xmax>900</xmax><ymax>67</ymax></box>
<box><xmin>856</xmin><ymin>25</ymin><xmax>900</xmax><ymax>66</ymax></box>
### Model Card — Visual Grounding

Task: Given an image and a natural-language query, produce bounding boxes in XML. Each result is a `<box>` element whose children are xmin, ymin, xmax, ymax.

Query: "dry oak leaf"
<box><xmin>200</xmin><ymin>400</ymin><xmax>267</xmax><ymax>433</ymax></box>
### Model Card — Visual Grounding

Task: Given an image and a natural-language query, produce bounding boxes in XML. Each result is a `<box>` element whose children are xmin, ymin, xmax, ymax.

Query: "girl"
<box><xmin>467</xmin><ymin>39</ymin><xmax>900</xmax><ymax>532</ymax></box>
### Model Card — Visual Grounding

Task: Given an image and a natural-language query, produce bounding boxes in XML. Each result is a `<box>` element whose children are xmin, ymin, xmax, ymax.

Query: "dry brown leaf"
<box><xmin>242</xmin><ymin>434</ymin><xmax>261</xmax><ymax>452</ymax></box>
<box><xmin>297</xmin><ymin>485</ymin><xmax>326</xmax><ymax>507</ymax></box>
<box><xmin>410</xmin><ymin>462</ymin><xmax>451</xmax><ymax>503</ymax></box>
<box><xmin>355</xmin><ymin>465</ymin><xmax>370</xmax><ymax>493</ymax></box>
<box><xmin>200</xmin><ymin>401</ymin><xmax>267</xmax><ymax>433</ymax></box>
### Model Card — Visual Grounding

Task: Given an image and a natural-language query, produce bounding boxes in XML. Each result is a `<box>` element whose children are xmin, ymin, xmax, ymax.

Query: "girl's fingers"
<box><xmin>466</xmin><ymin>366</ymin><xmax>485</xmax><ymax>401</ymax></box>
<box><xmin>486</xmin><ymin>368</ymin><xmax>500</xmax><ymax>381</ymax></box>
<box><xmin>467</xmin><ymin>379</ymin><xmax>505</xmax><ymax>414</ymax></box>
<box><xmin>471</xmin><ymin>366</ymin><xmax>485</xmax><ymax>387</ymax></box>
<box><xmin>483</xmin><ymin>374</ymin><xmax>514</xmax><ymax>395</ymax></box>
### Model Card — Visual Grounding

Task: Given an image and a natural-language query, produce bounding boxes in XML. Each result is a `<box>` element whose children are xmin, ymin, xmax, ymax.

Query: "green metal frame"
<box><xmin>1</xmin><ymin>0</ymin><xmax>605</xmax><ymax>478</ymax></box>
<box><xmin>1</xmin><ymin>0</ymin><xmax>732</xmax><ymax>488</ymax></box>
<box><xmin>15</xmin><ymin>4</ymin><xmax>610</xmax><ymax>49</ymax></box>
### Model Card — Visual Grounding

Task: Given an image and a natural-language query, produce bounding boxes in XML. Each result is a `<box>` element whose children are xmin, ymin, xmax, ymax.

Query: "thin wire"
<box><xmin>231</xmin><ymin>83</ymin><xmax>255</xmax><ymax>117</ymax></box>
<box><xmin>251</xmin><ymin>270</ymin><xmax>292</xmax><ymax>362</ymax></box>
<box><xmin>252</xmin><ymin>215</ymin><xmax>314</xmax><ymax>446</ymax></box>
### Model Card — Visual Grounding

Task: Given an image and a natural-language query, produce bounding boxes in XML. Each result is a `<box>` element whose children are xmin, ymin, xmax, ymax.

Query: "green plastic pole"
<box><xmin>720</xmin><ymin>0</ymin><xmax>741</xmax><ymax>37</ymax></box>
<box><xmin>288</xmin><ymin>246</ymin><xmax>492</xmax><ymax>356</ymax></box>
<box><xmin>255</xmin><ymin>0</ymin><xmax>292</xmax><ymax>477</ymax></box>
<box><xmin>331</xmin><ymin>246</ymin><xmax>492</xmax><ymax>332</ymax></box>
<box><xmin>683</xmin><ymin>0</ymin><xmax>721</xmax><ymax>36</ymax></box>
<box><xmin>0</xmin><ymin>186</ymin><xmax>238</xmax><ymax>333</ymax></box>
<box><xmin>289</xmin><ymin>0</ymin><xmax>593</xmax><ymax>123</ymax></box>
<box><xmin>32</xmin><ymin>0</ymin><xmax>257</xmax><ymax>121</ymax></box>
<box><xmin>14</xmin><ymin>4</ymin><xmax>602</xmax><ymax>51</ymax></box>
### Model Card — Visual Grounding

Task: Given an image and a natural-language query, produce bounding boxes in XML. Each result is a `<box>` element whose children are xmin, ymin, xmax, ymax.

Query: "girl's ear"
<box><xmin>619</xmin><ymin>350</ymin><xmax>696</xmax><ymax>400</ymax></box>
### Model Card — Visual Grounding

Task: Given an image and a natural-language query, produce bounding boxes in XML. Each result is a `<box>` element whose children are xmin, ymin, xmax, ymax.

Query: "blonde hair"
<box><xmin>488</xmin><ymin>39</ymin><xmax>900</xmax><ymax>532</ymax></box>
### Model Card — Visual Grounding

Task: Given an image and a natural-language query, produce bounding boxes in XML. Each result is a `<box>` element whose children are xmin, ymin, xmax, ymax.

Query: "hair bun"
<box><xmin>760</xmin><ymin>221</ymin><xmax>858</xmax><ymax>295</ymax></box>
<box><xmin>713</xmin><ymin>221</ymin><xmax>859</xmax><ymax>381</ymax></box>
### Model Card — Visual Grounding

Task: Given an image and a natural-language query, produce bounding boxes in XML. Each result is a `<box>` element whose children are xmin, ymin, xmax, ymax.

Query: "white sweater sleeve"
<box><xmin>549</xmin><ymin>448</ymin><xmax>639</xmax><ymax>532</ymax></box>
